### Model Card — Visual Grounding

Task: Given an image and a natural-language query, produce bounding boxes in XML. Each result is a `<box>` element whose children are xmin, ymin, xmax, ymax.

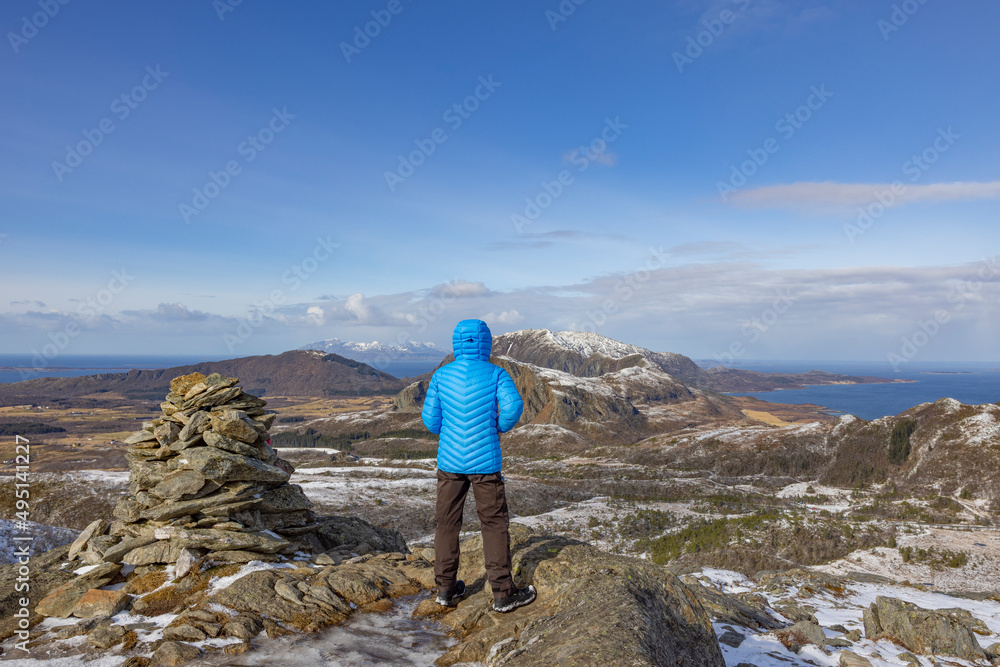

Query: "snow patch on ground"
<box><xmin>194</xmin><ymin>596</ymin><xmax>455</xmax><ymax>666</ymax></box>
<box><xmin>816</xmin><ymin>526</ymin><xmax>1000</xmax><ymax>592</ymax></box>
<box><xmin>699</xmin><ymin>566</ymin><xmax>1000</xmax><ymax>667</ymax></box>
<box><xmin>275</xmin><ymin>447</ymin><xmax>347</xmax><ymax>455</ymax></box>
<box><xmin>208</xmin><ymin>560</ymin><xmax>297</xmax><ymax>592</ymax></box>
<box><xmin>0</xmin><ymin>519</ymin><xmax>78</xmax><ymax>564</ymax></box>
<box><xmin>510</xmin><ymin>423</ymin><xmax>582</xmax><ymax>439</ymax></box>
<box><xmin>59</xmin><ymin>470</ymin><xmax>130</xmax><ymax>485</ymax></box>
<box><xmin>958</xmin><ymin>412</ymin><xmax>1000</xmax><ymax>446</ymax></box>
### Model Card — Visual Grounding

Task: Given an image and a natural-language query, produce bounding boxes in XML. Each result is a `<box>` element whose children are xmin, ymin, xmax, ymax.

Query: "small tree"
<box><xmin>888</xmin><ymin>419</ymin><xmax>917</xmax><ymax>465</ymax></box>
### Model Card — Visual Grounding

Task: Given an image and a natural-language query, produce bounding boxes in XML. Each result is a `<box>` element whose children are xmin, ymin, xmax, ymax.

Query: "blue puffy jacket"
<box><xmin>422</xmin><ymin>319</ymin><xmax>524</xmax><ymax>474</ymax></box>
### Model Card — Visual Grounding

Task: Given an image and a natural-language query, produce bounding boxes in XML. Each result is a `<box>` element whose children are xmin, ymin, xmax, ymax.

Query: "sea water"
<box><xmin>708</xmin><ymin>360</ymin><xmax>1000</xmax><ymax>420</ymax></box>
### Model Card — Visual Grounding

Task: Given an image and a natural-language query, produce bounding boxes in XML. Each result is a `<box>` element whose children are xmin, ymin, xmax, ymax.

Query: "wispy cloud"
<box><xmin>431</xmin><ymin>280</ymin><xmax>491</xmax><ymax>298</ymax></box>
<box><xmin>666</xmin><ymin>241</ymin><xmax>748</xmax><ymax>257</ymax></box>
<box><xmin>487</xmin><ymin>230</ymin><xmax>629</xmax><ymax>251</ymax></box>
<box><xmin>482</xmin><ymin>309</ymin><xmax>524</xmax><ymax>326</ymax></box>
<box><xmin>728</xmin><ymin>181</ymin><xmax>1000</xmax><ymax>213</ymax></box>
<box><xmin>4</xmin><ymin>259</ymin><xmax>998</xmax><ymax>360</ymax></box>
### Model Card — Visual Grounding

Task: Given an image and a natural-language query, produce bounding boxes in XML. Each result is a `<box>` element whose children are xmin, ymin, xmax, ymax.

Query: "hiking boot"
<box><xmin>492</xmin><ymin>585</ymin><xmax>536</xmax><ymax>613</ymax></box>
<box><xmin>435</xmin><ymin>580</ymin><xmax>466</xmax><ymax>607</ymax></box>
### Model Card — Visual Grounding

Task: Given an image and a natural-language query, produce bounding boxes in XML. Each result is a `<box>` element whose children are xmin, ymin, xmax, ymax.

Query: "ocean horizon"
<box><xmin>1</xmin><ymin>355</ymin><xmax>997</xmax><ymax>421</ymax></box>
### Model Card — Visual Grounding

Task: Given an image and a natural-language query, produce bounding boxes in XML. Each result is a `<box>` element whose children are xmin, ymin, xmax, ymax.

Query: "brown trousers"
<box><xmin>434</xmin><ymin>469</ymin><xmax>514</xmax><ymax>600</ymax></box>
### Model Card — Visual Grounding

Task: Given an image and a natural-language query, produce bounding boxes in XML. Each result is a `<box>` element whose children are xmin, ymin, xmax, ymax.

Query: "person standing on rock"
<box><xmin>422</xmin><ymin>319</ymin><xmax>535</xmax><ymax>613</ymax></box>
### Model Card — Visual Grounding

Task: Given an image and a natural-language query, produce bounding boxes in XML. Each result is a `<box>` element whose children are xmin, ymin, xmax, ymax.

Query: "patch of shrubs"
<box><xmin>615</xmin><ymin>509</ymin><xmax>677</xmax><ymax>542</ymax></box>
<box><xmin>898</xmin><ymin>545</ymin><xmax>969</xmax><ymax>569</ymax></box>
<box><xmin>641</xmin><ymin>511</ymin><xmax>894</xmax><ymax>575</ymax></box>
<box><xmin>0</xmin><ymin>422</ymin><xmax>66</xmax><ymax>436</ymax></box>
<box><xmin>641</xmin><ymin>510</ymin><xmax>781</xmax><ymax>564</ymax></box>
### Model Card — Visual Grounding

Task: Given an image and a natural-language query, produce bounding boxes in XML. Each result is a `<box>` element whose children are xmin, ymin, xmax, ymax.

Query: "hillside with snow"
<box><xmin>299</xmin><ymin>338</ymin><xmax>445</xmax><ymax>363</ymax></box>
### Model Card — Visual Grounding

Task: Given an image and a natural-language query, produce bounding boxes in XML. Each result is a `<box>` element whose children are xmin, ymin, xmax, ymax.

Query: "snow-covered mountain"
<box><xmin>299</xmin><ymin>338</ymin><xmax>446</xmax><ymax>363</ymax></box>
<box><xmin>489</xmin><ymin>329</ymin><xmax>707</xmax><ymax>381</ymax></box>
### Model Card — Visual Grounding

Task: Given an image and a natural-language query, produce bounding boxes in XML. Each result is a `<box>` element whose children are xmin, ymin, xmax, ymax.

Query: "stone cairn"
<box><xmin>69</xmin><ymin>372</ymin><xmax>333</xmax><ymax>573</ymax></box>
<box><xmin>27</xmin><ymin>371</ymin><xmax>415</xmax><ymax>656</ymax></box>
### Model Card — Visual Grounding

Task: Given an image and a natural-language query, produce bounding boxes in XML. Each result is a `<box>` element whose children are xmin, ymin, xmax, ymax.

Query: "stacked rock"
<box><xmin>71</xmin><ymin>372</ymin><xmax>324</xmax><ymax>570</ymax></box>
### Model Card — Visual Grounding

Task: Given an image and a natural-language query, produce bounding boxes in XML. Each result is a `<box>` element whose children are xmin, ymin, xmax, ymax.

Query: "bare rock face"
<box><xmin>34</xmin><ymin>562</ymin><xmax>123</xmax><ymax>618</ymax></box>
<box><xmin>436</xmin><ymin>524</ymin><xmax>725</xmax><ymax>667</ymax></box>
<box><xmin>393</xmin><ymin>380</ymin><xmax>428</xmax><ymax>413</ymax></box>
<box><xmin>683</xmin><ymin>579</ymin><xmax>783</xmax><ymax>631</ymax></box>
<box><xmin>863</xmin><ymin>595</ymin><xmax>988</xmax><ymax>661</ymax></box>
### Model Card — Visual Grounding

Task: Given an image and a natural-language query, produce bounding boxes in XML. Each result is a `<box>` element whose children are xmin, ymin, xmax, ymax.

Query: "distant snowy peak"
<box><xmin>299</xmin><ymin>338</ymin><xmax>445</xmax><ymax>362</ymax></box>
<box><xmin>492</xmin><ymin>329</ymin><xmax>706</xmax><ymax>380</ymax></box>
<box><xmin>546</xmin><ymin>330</ymin><xmax>656</xmax><ymax>359</ymax></box>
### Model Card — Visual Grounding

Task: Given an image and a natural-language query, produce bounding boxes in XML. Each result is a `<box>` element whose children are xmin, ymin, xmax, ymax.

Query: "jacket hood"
<box><xmin>452</xmin><ymin>319</ymin><xmax>492</xmax><ymax>361</ymax></box>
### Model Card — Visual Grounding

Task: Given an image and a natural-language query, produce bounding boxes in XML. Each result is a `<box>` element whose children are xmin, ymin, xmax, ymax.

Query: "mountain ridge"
<box><xmin>0</xmin><ymin>350</ymin><xmax>406</xmax><ymax>405</ymax></box>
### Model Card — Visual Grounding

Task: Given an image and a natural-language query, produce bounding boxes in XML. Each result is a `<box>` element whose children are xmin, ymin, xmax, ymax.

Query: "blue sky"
<box><xmin>1</xmin><ymin>0</ymin><xmax>998</xmax><ymax>366</ymax></box>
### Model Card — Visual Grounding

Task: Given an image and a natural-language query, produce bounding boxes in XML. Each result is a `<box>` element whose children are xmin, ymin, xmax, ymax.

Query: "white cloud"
<box><xmin>482</xmin><ymin>309</ymin><xmax>524</xmax><ymax>326</ymax></box>
<box><xmin>728</xmin><ymin>181</ymin><xmax>1000</xmax><ymax>212</ymax></box>
<box><xmin>305</xmin><ymin>306</ymin><xmax>325</xmax><ymax>325</ymax></box>
<box><xmin>343</xmin><ymin>293</ymin><xmax>369</xmax><ymax>322</ymax></box>
<box><xmin>144</xmin><ymin>302</ymin><xmax>211</xmax><ymax>322</ymax></box>
<box><xmin>431</xmin><ymin>280</ymin><xmax>491</xmax><ymax>298</ymax></box>
<box><xmin>4</xmin><ymin>258</ymin><xmax>999</xmax><ymax>361</ymax></box>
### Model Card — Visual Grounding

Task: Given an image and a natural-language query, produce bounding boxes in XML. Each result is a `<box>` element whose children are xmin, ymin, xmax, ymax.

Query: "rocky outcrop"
<box><xmin>0</xmin><ymin>545</ymin><xmax>76</xmax><ymax>640</ymax></box>
<box><xmin>681</xmin><ymin>577</ymin><xmax>783</xmax><ymax>631</ymax></box>
<box><xmin>393</xmin><ymin>379</ymin><xmax>428</xmax><ymax>413</ymax></box>
<box><xmin>863</xmin><ymin>595</ymin><xmax>988</xmax><ymax>661</ymax></box>
<box><xmin>431</xmin><ymin>524</ymin><xmax>724</xmax><ymax>666</ymax></box>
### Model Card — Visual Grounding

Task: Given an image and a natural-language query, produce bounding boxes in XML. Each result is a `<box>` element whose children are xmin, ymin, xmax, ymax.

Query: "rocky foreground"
<box><xmin>0</xmin><ymin>524</ymin><xmax>729</xmax><ymax>666</ymax></box>
<box><xmin>4</xmin><ymin>521</ymin><xmax>999</xmax><ymax>666</ymax></box>
<box><xmin>0</xmin><ymin>374</ymin><xmax>729</xmax><ymax>666</ymax></box>
<box><xmin>1</xmin><ymin>370</ymin><xmax>998</xmax><ymax>665</ymax></box>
